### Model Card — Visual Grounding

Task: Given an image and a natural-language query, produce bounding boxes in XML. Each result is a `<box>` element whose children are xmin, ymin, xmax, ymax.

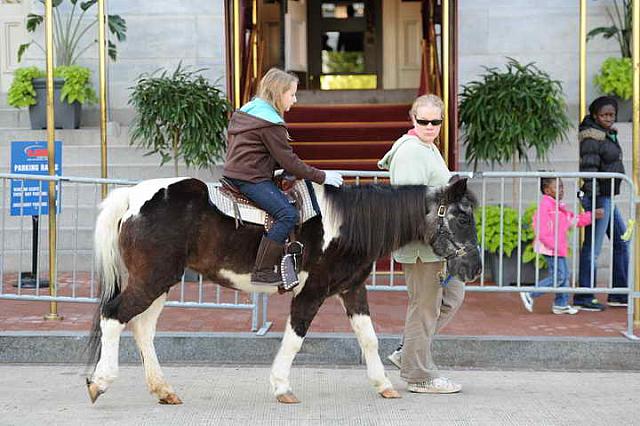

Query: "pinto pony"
<box><xmin>86</xmin><ymin>177</ymin><xmax>481</xmax><ymax>405</ymax></box>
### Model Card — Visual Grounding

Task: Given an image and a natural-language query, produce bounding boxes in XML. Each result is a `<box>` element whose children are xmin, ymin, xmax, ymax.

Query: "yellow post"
<box><xmin>632</xmin><ymin>0</ymin><xmax>640</xmax><ymax>328</ymax></box>
<box><xmin>233</xmin><ymin>0</ymin><xmax>241</xmax><ymax>109</ymax></box>
<box><xmin>98</xmin><ymin>0</ymin><xmax>108</xmax><ymax>199</ymax></box>
<box><xmin>442</xmin><ymin>0</ymin><xmax>450</xmax><ymax>167</ymax></box>
<box><xmin>578</xmin><ymin>0</ymin><xmax>588</xmax><ymax>258</ymax></box>
<box><xmin>252</xmin><ymin>0</ymin><xmax>258</xmax><ymax>79</ymax></box>
<box><xmin>579</xmin><ymin>0</ymin><xmax>587</xmax><ymax>119</ymax></box>
<box><xmin>44</xmin><ymin>0</ymin><xmax>61</xmax><ymax>321</ymax></box>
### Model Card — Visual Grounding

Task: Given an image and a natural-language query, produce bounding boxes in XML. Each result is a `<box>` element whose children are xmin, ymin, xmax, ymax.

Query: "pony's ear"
<box><xmin>444</xmin><ymin>178</ymin><xmax>467</xmax><ymax>203</ymax></box>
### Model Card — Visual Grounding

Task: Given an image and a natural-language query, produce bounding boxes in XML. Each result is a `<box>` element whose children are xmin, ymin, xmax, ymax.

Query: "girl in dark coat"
<box><xmin>223</xmin><ymin>68</ymin><xmax>343</xmax><ymax>289</ymax></box>
<box><xmin>574</xmin><ymin>96</ymin><xmax>629</xmax><ymax>311</ymax></box>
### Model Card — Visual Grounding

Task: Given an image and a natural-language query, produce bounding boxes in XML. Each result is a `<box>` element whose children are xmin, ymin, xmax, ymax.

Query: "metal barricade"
<box><xmin>2</xmin><ymin>171</ymin><xmax>636</xmax><ymax>338</ymax></box>
<box><xmin>0</xmin><ymin>173</ymin><xmax>263</xmax><ymax>332</ymax></box>
<box><xmin>338</xmin><ymin>170</ymin><xmax>637</xmax><ymax>339</ymax></box>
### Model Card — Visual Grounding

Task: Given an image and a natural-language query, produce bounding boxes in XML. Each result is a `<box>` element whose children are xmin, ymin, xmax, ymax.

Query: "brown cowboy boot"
<box><xmin>251</xmin><ymin>236</ymin><xmax>284</xmax><ymax>286</ymax></box>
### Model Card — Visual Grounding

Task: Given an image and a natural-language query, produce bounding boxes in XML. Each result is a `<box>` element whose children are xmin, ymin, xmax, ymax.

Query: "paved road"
<box><xmin>0</xmin><ymin>365</ymin><xmax>638</xmax><ymax>425</ymax></box>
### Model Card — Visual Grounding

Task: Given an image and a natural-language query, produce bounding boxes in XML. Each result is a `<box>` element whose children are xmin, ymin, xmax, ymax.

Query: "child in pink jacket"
<box><xmin>520</xmin><ymin>177</ymin><xmax>603</xmax><ymax>314</ymax></box>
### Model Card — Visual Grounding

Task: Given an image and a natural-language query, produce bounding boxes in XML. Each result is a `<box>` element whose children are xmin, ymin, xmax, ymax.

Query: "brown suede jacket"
<box><xmin>223</xmin><ymin>111</ymin><xmax>325</xmax><ymax>184</ymax></box>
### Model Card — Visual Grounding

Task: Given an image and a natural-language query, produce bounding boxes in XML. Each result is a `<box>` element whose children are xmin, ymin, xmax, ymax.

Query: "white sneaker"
<box><xmin>387</xmin><ymin>349</ymin><xmax>402</xmax><ymax>369</ymax></box>
<box><xmin>552</xmin><ymin>305</ymin><xmax>579</xmax><ymax>315</ymax></box>
<box><xmin>520</xmin><ymin>292</ymin><xmax>533</xmax><ymax>312</ymax></box>
<box><xmin>408</xmin><ymin>377</ymin><xmax>462</xmax><ymax>394</ymax></box>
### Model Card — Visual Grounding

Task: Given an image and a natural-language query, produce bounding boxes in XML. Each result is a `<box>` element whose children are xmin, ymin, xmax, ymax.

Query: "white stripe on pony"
<box><xmin>91</xmin><ymin>317</ymin><xmax>125</xmax><ymax>393</ymax></box>
<box><xmin>130</xmin><ymin>293</ymin><xmax>181</xmax><ymax>404</ymax></box>
<box><xmin>312</xmin><ymin>184</ymin><xmax>343</xmax><ymax>251</ymax></box>
<box><xmin>94</xmin><ymin>186</ymin><xmax>130</xmax><ymax>302</ymax></box>
<box><xmin>349</xmin><ymin>314</ymin><xmax>393</xmax><ymax>393</ymax></box>
<box><xmin>270</xmin><ymin>318</ymin><xmax>304</xmax><ymax>399</ymax></box>
<box><xmin>122</xmin><ymin>177</ymin><xmax>190</xmax><ymax>221</ymax></box>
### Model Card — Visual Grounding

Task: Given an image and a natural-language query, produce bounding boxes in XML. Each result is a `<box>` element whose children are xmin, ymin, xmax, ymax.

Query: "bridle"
<box><xmin>434</xmin><ymin>204</ymin><xmax>468</xmax><ymax>261</ymax></box>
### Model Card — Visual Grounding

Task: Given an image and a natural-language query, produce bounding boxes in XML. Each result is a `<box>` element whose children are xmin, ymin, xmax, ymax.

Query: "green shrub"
<box><xmin>594</xmin><ymin>57</ymin><xmax>633</xmax><ymax>100</ymax></box>
<box><xmin>459</xmin><ymin>58</ymin><xmax>570</xmax><ymax>170</ymax></box>
<box><xmin>7</xmin><ymin>67</ymin><xmax>44</xmax><ymax>107</ymax></box>
<box><xmin>475</xmin><ymin>204</ymin><xmax>539</xmax><ymax>266</ymax></box>
<box><xmin>129</xmin><ymin>64</ymin><xmax>232</xmax><ymax>175</ymax></box>
<box><xmin>56</xmin><ymin>65</ymin><xmax>97</xmax><ymax>104</ymax></box>
<box><xmin>7</xmin><ymin>65</ymin><xmax>97</xmax><ymax>108</ymax></box>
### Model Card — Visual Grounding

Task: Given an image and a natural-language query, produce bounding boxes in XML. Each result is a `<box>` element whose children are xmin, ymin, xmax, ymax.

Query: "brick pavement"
<box><xmin>0</xmin><ymin>272</ymin><xmax>634</xmax><ymax>336</ymax></box>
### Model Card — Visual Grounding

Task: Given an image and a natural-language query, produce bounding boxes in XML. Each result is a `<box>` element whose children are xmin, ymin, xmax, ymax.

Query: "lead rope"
<box><xmin>438</xmin><ymin>262</ymin><xmax>453</xmax><ymax>288</ymax></box>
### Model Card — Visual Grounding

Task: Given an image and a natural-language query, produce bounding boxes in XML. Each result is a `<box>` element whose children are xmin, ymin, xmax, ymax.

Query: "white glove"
<box><xmin>323</xmin><ymin>170</ymin><xmax>343</xmax><ymax>187</ymax></box>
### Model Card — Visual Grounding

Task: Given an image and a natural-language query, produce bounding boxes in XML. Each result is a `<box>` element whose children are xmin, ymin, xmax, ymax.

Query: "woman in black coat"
<box><xmin>574</xmin><ymin>96</ymin><xmax>629</xmax><ymax>311</ymax></box>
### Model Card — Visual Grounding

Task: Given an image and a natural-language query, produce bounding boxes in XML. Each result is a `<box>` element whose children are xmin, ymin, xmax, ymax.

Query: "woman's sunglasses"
<box><xmin>414</xmin><ymin>117</ymin><xmax>443</xmax><ymax>126</ymax></box>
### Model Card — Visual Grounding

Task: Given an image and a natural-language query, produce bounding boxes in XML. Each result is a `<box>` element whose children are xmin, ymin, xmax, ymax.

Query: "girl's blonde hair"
<box><xmin>409</xmin><ymin>94</ymin><xmax>444</xmax><ymax>118</ymax></box>
<box><xmin>257</xmin><ymin>68</ymin><xmax>299</xmax><ymax>116</ymax></box>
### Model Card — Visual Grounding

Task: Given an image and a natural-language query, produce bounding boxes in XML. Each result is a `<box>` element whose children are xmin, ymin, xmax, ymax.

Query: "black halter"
<box><xmin>435</xmin><ymin>204</ymin><xmax>468</xmax><ymax>261</ymax></box>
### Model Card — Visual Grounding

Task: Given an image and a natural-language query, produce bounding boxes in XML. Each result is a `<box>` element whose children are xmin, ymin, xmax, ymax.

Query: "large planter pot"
<box><xmin>29</xmin><ymin>77</ymin><xmax>81</xmax><ymax>129</ymax></box>
<box><xmin>484</xmin><ymin>249</ymin><xmax>537</xmax><ymax>286</ymax></box>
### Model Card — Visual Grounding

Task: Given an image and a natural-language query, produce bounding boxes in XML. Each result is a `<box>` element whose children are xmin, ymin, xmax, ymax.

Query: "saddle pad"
<box><xmin>207</xmin><ymin>180</ymin><xmax>319</xmax><ymax>226</ymax></box>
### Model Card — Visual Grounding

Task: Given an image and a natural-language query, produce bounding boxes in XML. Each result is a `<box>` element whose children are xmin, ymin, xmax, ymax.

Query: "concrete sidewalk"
<box><xmin>0</xmin><ymin>365</ymin><xmax>638</xmax><ymax>425</ymax></box>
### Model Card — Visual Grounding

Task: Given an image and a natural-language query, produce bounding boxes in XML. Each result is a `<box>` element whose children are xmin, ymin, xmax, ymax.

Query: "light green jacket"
<box><xmin>378</xmin><ymin>134</ymin><xmax>451</xmax><ymax>263</ymax></box>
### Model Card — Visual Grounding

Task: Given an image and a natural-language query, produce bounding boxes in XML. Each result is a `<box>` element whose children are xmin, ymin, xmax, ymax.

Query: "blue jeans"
<box><xmin>226</xmin><ymin>178</ymin><xmax>299</xmax><ymax>244</ymax></box>
<box><xmin>532</xmin><ymin>256</ymin><xmax>570</xmax><ymax>307</ymax></box>
<box><xmin>576</xmin><ymin>195</ymin><xmax>629</xmax><ymax>303</ymax></box>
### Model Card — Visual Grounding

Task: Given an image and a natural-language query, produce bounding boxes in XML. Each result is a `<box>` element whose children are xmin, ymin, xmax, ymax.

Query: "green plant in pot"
<box><xmin>475</xmin><ymin>204</ymin><xmax>539</xmax><ymax>285</ymax></box>
<box><xmin>459</xmin><ymin>58</ymin><xmax>571</xmax><ymax>172</ymax></box>
<box><xmin>8</xmin><ymin>65</ymin><xmax>98</xmax><ymax>128</ymax></box>
<box><xmin>587</xmin><ymin>0</ymin><xmax>633</xmax><ymax>121</ymax></box>
<box><xmin>128</xmin><ymin>64</ymin><xmax>232</xmax><ymax>176</ymax></box>
<box><xmin>11</xmin><ymin>0</ymin><xmax>126</xmax><ymax>129</ymax></box>
<box><xmin>593</xmin><ymin>57</ymin><xmax>633</xmax><ymax>121</ymax></box>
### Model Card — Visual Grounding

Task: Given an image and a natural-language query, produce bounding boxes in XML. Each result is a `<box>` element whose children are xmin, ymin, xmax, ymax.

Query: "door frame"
<box><xmin>307</xmin><ymin>0</ymin><xmax>383</xmax><ymax>89</ymax></box>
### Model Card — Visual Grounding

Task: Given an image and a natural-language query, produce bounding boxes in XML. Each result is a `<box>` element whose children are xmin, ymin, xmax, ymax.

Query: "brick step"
<box><xmin>285</xmin><ymin>104</ymin><xmax>411</xmax><ymax>123</ymax></box>
<box><xmin>288</xmin><ymin>122</ymin><xmax>411</xmax><ymax>142</ymax></box>
<box><xmin>304</xmin><ymin>159</ymin><xmax>380</xmax><ymax>170</ymax></box>
<box><xmin>291</xmin><ymin>141</ymin><xmax>392</xmax><ymax>160</ymax></box>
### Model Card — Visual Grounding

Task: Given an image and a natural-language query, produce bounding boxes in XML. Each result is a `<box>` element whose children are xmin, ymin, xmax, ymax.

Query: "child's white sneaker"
<box><xmin>552</xmin><ymin>305</ymin><xmax>579</xmax><ymax>315</ymax></box>
<box><xmin>520</xmin><ymin>292</ymin><xmax>533</xmax><ymax>312</ymax></box>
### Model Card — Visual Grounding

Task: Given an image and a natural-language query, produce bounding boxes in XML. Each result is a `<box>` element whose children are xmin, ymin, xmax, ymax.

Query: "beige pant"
<box><xmin>400</xmin><ymin>260</ymin><xmax>465</xmax><ymax>383</ymax></box>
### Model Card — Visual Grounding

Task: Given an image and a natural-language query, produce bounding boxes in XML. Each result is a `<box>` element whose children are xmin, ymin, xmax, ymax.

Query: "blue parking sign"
<box><xmin>11</xmin><ymin>141</ymin><xmax>62</xmax><ymax>216</ymax></box>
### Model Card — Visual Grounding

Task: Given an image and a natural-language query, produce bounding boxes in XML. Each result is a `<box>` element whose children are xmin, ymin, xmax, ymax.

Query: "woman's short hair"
<box><xmin>588</xmin><ymin>96</ymin><xmax>618</xmax><ymax>117</ymax></box>
<box><xmin>257</xmin><ymin>68</ymin><xmax>299</xmax><ymax>117</ymax></box>
<box><xmin>410</xmin><ymin>94</ymin><xmax>444</xmax><ymax>118</ymax></box>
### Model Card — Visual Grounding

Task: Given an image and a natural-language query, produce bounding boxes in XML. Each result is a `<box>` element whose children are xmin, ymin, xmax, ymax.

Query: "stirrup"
<box><xmin>280</xmin><ymin>254</ymin><xmax>299</xmax><ymax>291</ymax></box>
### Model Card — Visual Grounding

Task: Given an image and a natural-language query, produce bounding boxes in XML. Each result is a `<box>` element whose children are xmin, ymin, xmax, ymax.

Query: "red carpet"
<box><xmin>285</xmin><ymin>103</ymin><xmax>412</xmax><ymax>171</ymax></box>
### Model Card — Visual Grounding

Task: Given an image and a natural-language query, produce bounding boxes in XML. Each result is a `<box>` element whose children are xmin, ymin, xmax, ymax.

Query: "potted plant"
<box><xmin>459</xmin><ymin>58</ymin><xmax>571</xmax><ymax>171</ymax></box>
<box><xmin>128</xmin><ymin>64</ymin><xmax>232</xmax><ymax>176</ymax></box>
<box><xmin>12</xmin><ymin>0</ymin><xmax>126</xmax><ymax>128</ymax></box>
<box><xmin>587</xmin><ymin>1</ymin><xmax>633</xmax><ymax>121</ymax></box>
<box><xmin>8</xmin><ymin>65</ymin><xmax>98</xmax><ymax>129</ymax></box>
<box><xmin>475</xmin><ymin>205</ymin><xmax>538</xmax><ymax>285</ymax></box>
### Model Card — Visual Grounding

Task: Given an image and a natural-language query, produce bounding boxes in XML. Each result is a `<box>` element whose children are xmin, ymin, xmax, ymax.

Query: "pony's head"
<box><xmin>427</xmin><ymin>178</ymin><xmax>481</xmax><ymax>282</ymax></box>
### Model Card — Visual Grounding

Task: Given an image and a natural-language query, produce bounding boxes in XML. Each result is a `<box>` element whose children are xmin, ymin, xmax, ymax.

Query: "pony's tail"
<box><xmin>86</xmin><ymin>186</ymin><xmax>131</xmax><ymax>369</ymax></box>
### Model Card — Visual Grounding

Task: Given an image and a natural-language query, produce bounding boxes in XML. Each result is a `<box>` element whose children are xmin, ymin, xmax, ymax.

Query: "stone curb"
<box><xmin>1</xmin><ymin>332</ymin><xmax>639</xmax><ymax>370</ymax></box>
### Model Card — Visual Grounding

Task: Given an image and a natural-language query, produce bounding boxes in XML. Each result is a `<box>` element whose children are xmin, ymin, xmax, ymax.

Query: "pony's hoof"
<box><xmin>86</xmin><ymin>379</ymin><xmax>104</xmax><ymax>404</ymax></box>
<box><xmin>380</xmin><ymin>388</ymin><xmax>402</xmax><ymax>399</ymax></box>
<box><xmin>159</xmin><ymin>393</ymin><xmax>183</xmax><ymax>405</ymax></box>
<box><xmin>276</xmin><ymin>392</ymin><xmax>300</xmax><ymax>404</ymax></box>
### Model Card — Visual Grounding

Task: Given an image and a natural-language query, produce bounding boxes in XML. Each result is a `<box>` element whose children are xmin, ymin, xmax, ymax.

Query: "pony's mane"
<box><xmin>324</xmin><ymin>184</ymin><xmax>429</xmax><ymax>259</ymax></box>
